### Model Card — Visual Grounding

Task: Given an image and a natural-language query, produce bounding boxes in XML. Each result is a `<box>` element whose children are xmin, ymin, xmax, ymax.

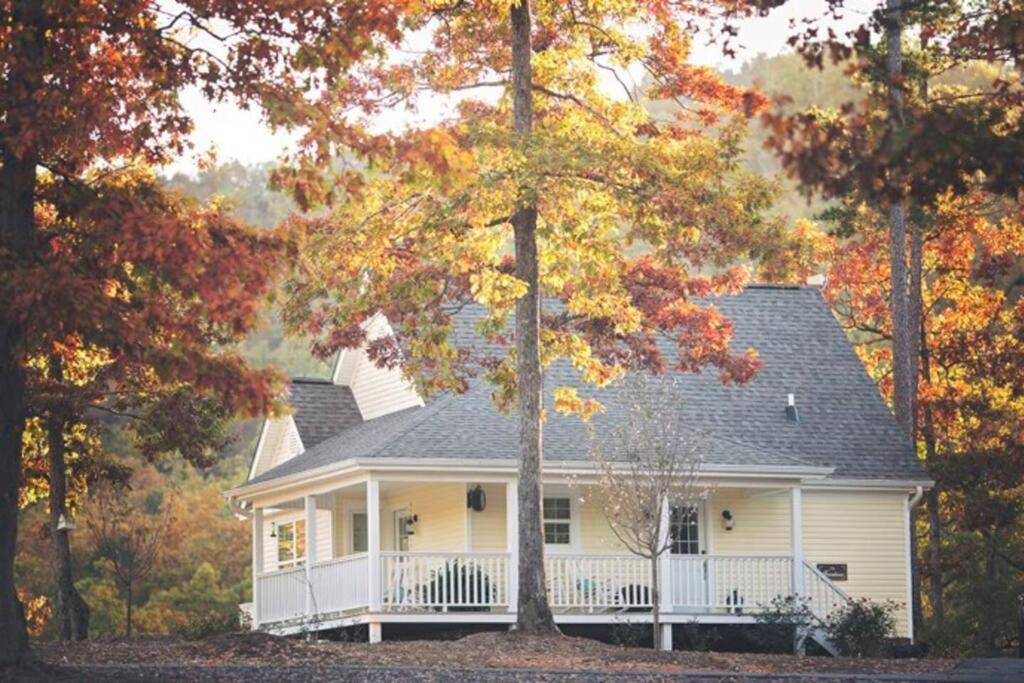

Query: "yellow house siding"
<box><xmin>802</xmin><ymin>490</ymin><xmax>910</xmax><ymax>636</ymax></box>
<box><xmin>347</xmin><ymin>317</ymin><xmax>423</xmax><ymax>419</ymax></box>
<box><xmin>380</xmin><ymin>483</ymin><xmax>466</xmax><ymax>552</ymax></box>
<box><xmin>578</xmin><ymin>493</ymin><xmax>629</xmax><ymax>553</ymax></box>
<box><xmin>709</xmin><ymin>489</ymin><xmax>791</xmax><ymax>555</ymax></box>
<box><xmin>468</xmin><ymin>483</ymin><xmax>507</xmax><ymax>551</ymax></box>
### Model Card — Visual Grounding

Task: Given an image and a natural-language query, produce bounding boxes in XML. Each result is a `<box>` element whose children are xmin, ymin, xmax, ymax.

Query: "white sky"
<box><xmin>168</xmin><ymin>0</ymin><xmax>875</xmax><ymax>176</ymax></box>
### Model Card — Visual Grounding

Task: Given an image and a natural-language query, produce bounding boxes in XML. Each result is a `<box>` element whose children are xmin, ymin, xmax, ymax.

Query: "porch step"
<box><xmin>799</xmin><ymin>626</ymin><xmax>840</xmax><ymax>657</ymax></box>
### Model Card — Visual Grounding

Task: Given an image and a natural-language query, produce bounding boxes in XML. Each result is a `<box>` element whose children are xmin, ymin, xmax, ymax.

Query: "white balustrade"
<box><xmin>671</xmin><ymin>556</ymin><xmax>794</xmax><ymax>612</ymax></box>
<box><xmin>545</xmin><ymin>554</ymin><xmax>652</xmax><ymax>611</ymax></box>
<box><xmin>308</xmin><ymin>554</ymin><xmax>370</xmax><ymax>615</ymax></box>
<box><xmin>802</xmin><ymin>560</ymin><xmax>849</xmax><ymax>622</ymax></box>
<box><xmin>255</xmin><ymin>566</ymin><xmax>307</xmax><ymax>625</ymax></box>
<box><xmin>381</xmin><ymin>552</ymin><xmax>509</xmax><ymax>611</ymax></box>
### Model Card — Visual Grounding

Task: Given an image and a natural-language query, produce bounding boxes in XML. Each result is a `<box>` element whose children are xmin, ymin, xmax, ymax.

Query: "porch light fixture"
<box><xmin>269</xmin><ymin>522</ymin><xmax>277</xmax><ymax>538</ymax></box>
<box><xmin>404</xmin><ymin>514</ymin><xmax>419</xmax><ymax>535</ymax></box>
<box><xmin>721</xmin><ymin>509</ymin><xmax>735</xmax><ymax>531</ymax></box>
<box><xmin>467</xmin><ymin>485</ymin><xmax>487</xmax><ymax>512</ymax></box>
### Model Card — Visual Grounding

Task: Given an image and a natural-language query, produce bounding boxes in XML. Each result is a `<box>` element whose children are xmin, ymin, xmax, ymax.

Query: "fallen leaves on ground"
<box><xmin>34</xmin><ymin>631</ymin><xmax>956</xmax><ymax>676</ymax></box>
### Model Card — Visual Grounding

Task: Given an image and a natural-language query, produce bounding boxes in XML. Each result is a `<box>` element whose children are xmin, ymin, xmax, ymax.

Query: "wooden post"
<box><xmin>506</xmin><ymin>479</ymin><xmax>519</xmax><ymax>612</ymax></box>
<box><xmin>252</xmin><ymin>507</ymin><xmax>263</xmax><ymax>628</ymax></box>
<box><xmin>304</xmin><ymin>495</ymin><xmax>317</xmax><ymax>620</ymax></box>
<box><xmin>367</xmin><ymin>478</ymin><xmax>382</xmax><ymax>613</ymax></box>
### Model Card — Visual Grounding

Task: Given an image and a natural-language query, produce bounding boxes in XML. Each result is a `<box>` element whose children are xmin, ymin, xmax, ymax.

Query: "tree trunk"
<box><xmin>885</xmin><ymin>0</ymin><xmax>914</xmax><ymax>443</ymax></box>
<box><xmin>125</xmin><ymin>582</ymin><xmax>133</xmax><ymax>639</ymax></box>
<box><xmin>651</xmin><ymin>554</ymin><xmax>660</xmax><ymax>650</ymax></box>
<box><xmin>920</xmin><ymin>318</ymin><xmax>945</xmax><ymax>624</ymax></box>
<box><xmin>46</xmin><ymin>360</ymin><xmax>90</xmax><ymax>640</ymax></box>
<box><xmin>510</xmin><ymin>0</ymin><xmax>556</xmax><ymax>634</ymax></box>
<box><xmin>908</xmin><ymin>228</ymin><xmax>924</xmax><ymax>634</ymax></box>
<box><xmin>0</xmin><ymin>0</ymin><xmax>44</xmax><ymax>665</ymax></box>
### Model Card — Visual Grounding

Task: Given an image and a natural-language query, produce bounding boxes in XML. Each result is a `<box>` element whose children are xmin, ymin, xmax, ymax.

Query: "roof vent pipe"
<box><xmin>786</xmin><ymin>393</ymin><xmax>799</xmax><ymax>423</ymax></box>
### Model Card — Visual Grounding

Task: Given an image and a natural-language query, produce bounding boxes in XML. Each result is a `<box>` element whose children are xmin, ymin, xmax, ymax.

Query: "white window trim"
<box><xmin>542</xmin><ymin>486</ymin><xmax>581</xmax><ymax>554</ymax></box>
<box><xmin>274</xmin><ymin>513</ymin><xmax>307</xmax><ymax>570</ymax></box>
<box><xmin>343</xmin><ymin>502</ymin><xmax>368</xmax><ymax>556</ymax></box>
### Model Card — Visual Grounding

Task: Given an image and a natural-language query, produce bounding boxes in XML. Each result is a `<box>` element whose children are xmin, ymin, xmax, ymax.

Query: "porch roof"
<box><xmin>249</xmin><ymin>286</ymin><xmax>926</xmax><ymax>487</ymax></box>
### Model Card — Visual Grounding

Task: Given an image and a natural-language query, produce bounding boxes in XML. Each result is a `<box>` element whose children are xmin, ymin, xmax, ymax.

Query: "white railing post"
<box><xmin>658</xmin><ymin>495</ymin><xmax>672</xmax><ymax>613</ymax></box>
<box><xmin>367</xmin><ymin>478</ymin><xmax>382</xmax><ymax>612</ymax></box>
<box><xmin>506</xmin><ymin>479</ymin><xmax>519</xmax><ymax>612</ymax></box>
<box><xmin>791</xmin><ymin>486</ymin><xmax>804</xmax><ymax>598</ymax></box>
<box><xmin>252</xmin><ymin>506</ymin><xmax>263</xmax><ymax>627</ymax></box>
<box><xmin>304</xmin><ymin>494</ymin><xmax>317</xmax><ymax>619</ymax></box>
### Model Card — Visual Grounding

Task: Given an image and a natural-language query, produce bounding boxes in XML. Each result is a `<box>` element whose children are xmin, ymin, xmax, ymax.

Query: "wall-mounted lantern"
<box><xmin>269</xmin><ymin>522</ymin><xmax>277</xmax><ymax>538</ymax></box>
<box><xmin>467</xmin><ymin>485</ymin><xmax>487</xmax><ymax>512</ymax></box>
<box><xmin>721</xmin><ymin>509</ymin><xmax>735</xmax><ymax>531</ymax></box>
<box><xmin>404</xmin><ymin>514</ymin><xmax>419</xmax><ymax>536</ymax></box>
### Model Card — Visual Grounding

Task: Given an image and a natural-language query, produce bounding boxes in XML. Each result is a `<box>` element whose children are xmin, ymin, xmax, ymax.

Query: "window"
<box><xmin>543</xmin><ymin>497</ymin><xmax>572</xmax><ymax>546</ymax></box>
<box><xmin>670</xmin><ymin>506</ymin><xmax>700</xmax><ymax>555</ymax></box>
<box><xmin>351</xmin><ymin>512</ymin><xmax>368</xmax><ymax>554</ymax></box>
<box><xmin>277</xmin><ymin>519</ymin><xmax>306</xmax><ymax>568</ymax></box>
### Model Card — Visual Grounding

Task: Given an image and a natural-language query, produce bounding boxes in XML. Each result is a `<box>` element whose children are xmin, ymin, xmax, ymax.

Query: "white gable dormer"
<box><xmin>248</xmin><ymin>414</ymin><xmax>304</xmax><ymax>480</ymax></box>
<box><xmin>332</xmin><ymin>313</ymin><xmax>424</xmax><ymax>420</ymax></box>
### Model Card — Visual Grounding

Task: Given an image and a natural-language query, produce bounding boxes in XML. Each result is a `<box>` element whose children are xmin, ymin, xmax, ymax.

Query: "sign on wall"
<box><xmin>816</xmin><ymin>563</ymin><xmax>848</xmax><ymax>581</ymax></box>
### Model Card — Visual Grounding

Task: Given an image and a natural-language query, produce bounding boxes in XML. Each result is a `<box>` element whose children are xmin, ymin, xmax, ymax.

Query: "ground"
<box><xmin>7</xmin><ymin>631</ymin><xmax>991</xmax><ymax>681</ymax></box>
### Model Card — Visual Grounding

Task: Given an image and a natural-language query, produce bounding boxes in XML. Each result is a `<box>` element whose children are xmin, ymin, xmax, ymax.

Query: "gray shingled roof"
<box><xmin>250</xmin><ymin>286</ymin><xmax>926</xmax><ymax>486</ymax></box>
<box><xmin>288</xmin><ymin>379</ymin><xmax>362</xmax><ymax>449</ymax></box>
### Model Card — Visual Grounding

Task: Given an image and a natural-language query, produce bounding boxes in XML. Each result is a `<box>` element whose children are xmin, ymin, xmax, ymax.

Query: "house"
<box><xmin>226</xmin><ymin>285</ymin><xmax>930</xmax><ymax>649</ymax></box>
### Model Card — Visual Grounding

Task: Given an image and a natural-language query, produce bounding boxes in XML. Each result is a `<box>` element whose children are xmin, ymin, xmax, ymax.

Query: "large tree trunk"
<box><xmin>0</xmin><ymin>0</ymin><xmax>44</xmax><ymax>665</ymax></box>
<box><xmin>510</xmin><ymin>0</ymin><xmax>556</xmax><ymax>634</ymax></box>
<box><xmin>885</xmin><ymin>0</ymin><xmax>914</xmax><ymax>441</ymax></box>
<box><xmin>908</xmin><ymin>228</ymin><xmax>924</xmax><ymax>634</ymax></box>
<box><xmin>46</xmin><ymin>360</ymin><xmax>90</xmax><ymax>640</ymax></box>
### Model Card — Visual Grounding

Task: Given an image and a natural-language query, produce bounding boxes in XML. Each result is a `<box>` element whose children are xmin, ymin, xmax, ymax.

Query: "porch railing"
<box><xmin>255</xmin><ymin>552</ymin><xmax>848</xmax><ymax>625</ymax></box>
<box><xmin>671</xmin><ymin>555</ymin><xmax>794</xmax><ymax>612</ymax></box>
<box><xmin>255</xmin><ymin>565</ymin><xmax>306</xmax><ymax>625</ymax></box>
<box><xmin>381</xmin><ymin>551</ymin><xmax>510</xmax><ymax>611</ymax></box>
<box><xmin>545</xmin><ymin>554</ymin><xmax>652</xmax><ymax>611</ymax></box>
<box><xmin>802</xmin><ymin>560</ymin><xmax>849</xmax><ymax>622</ymax></box>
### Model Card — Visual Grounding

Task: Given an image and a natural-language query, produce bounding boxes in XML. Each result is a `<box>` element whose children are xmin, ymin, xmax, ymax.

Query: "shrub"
<box><xmin>753</xmin><ymin>595</ymin><xmax>815</xmax><ymax>653</ymax></box>
<box><xmin>178</xmin><ymin>610</ymin><xmax>239</xmax><ymax>641</ymax></box>
<box><xmin>825</xmin><ymin>598</ymin><xmax>897</xmax><ymax>658</ymax></box>
<box><xmin>421</xmin><ymin>560</ymin><xmax>494</xmax><ymax>612</ymax></box>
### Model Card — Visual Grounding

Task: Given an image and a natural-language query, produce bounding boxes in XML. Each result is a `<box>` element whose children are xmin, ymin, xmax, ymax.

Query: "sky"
<box><xmin>167</xmin><ymin>0</ymin><xmax>875</xmax><ymax>176</ymax></box>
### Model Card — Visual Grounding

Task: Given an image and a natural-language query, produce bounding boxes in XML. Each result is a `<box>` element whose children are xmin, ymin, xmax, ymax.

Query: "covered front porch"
<box><xmin>245</xmin><ymin>472</ymin><xmax>848</xmax><ymax>643</ymax></box>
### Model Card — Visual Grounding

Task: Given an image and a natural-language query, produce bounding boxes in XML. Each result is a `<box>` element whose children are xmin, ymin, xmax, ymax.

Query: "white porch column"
<box><xmin>790</xmin><ymin>486</ymin><xmax>804</xmax><ymax>597</ymax></box>
<box><xmin>657</xmin><ymin>495</ymin><xmax>673</xmax><ymax>651</ymax></box>
<box><xmin>304</xmin><ymin>495</ymin><xmax>317</xmax><ymax>618</ymax></box>
<box><xmin>367</xmin><ymin>478</ymin><xmax>382</xmax><ymax>612</ymax></box>
<box><xmin>506</xmin><ymin>479</ymin><xmax>519</xmax><ymax>612</ymax></box>
<box><xmin>251</xmin><ymin>507</ymin><xmax>263</xmax><ymax>628</ymax></box>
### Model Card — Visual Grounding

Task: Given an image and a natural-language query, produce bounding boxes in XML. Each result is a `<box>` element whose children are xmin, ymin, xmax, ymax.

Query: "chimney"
<box><xmin>786</xmin><ymin>393</ymin><xmax>800</xmax><ymax>423</ymax></box>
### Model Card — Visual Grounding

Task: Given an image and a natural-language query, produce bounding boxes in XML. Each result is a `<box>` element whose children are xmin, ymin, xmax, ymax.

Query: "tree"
<box><xmin>282</xmin><ymin>0</ymin><xmax>817</xmax><ymax>633</ymax></box>
<box><xmin>825</xmin><ymin>190</ymin><xmax>1024</xmax><ymax>654</ymax></box>
<box><xmin>12</xmin><ymin>167</ymin><xmax>289</xmax><ymax>641</ymax></box>
<box><xmin>762</xmin><ymin>0</ymin><xmax>1024</xmax><ymax>633</ymax></box>
<box><xmin>580</xmin><ymin>374</ymin><xmax>704</xmax><ymax>649</ymax></box>
<box><xmin>89</xmin><ymin>487</ymin><xmax>169</xmax><ymax>638</ymax></box>
<box><xmin>0</xmin><ymin>1</ymin><xmax>405</xmax><ymax>662</ymax></box>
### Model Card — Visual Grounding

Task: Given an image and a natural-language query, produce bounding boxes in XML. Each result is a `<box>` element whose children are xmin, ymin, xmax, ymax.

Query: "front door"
<box><xmin>393</xmin><ymin>508</ymin><xmax>412</xmax><ymax>551</ymax></box>
<box><xmin>669</xmin><ymin>504</ymin><xmax>709</xmax><ymax>609</ymax></box>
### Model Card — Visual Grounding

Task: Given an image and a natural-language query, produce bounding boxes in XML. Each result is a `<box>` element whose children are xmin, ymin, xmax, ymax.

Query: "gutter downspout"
<box><xmin>908</xmin><ymin>485</ymin><xmax>924</xmax><ymax>508</ymax></box>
